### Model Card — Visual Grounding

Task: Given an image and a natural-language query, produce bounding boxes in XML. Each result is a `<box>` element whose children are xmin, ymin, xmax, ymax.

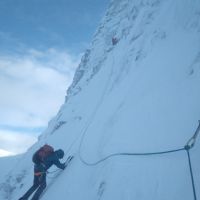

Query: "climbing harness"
<box><xmin>34</xmin><ymin>172</ymin><xmax>43</xmax><ymax>176</ymax></box>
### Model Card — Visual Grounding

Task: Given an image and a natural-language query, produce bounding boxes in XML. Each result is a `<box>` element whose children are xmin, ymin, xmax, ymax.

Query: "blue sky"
<box><xmin>0</xmin><ymin>0</ymin><xmax>109</xmax><ymax>54</ymax></box>
<box><xmin>0</xmin><ymin>0</ymin><xmax>109</xmax><ymax>156</ymax></box>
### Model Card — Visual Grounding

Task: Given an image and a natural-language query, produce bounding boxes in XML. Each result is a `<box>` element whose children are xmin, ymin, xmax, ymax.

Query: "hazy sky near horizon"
<box><xmin>0</xmin><ymin>0</ymin><xmax>110</xmax><ymax>156</ymax></box>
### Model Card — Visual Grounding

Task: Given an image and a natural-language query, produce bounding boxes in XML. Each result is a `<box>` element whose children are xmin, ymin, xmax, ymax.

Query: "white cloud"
<box><xmin>0</xmin><ymin>48</ymin><xmax>81</xmax><ymax>127</ymax></box>
<box><xmin>0</xmin><ymin>149</ymin><xmax>14</xmax><ymax>157</ymax></box>
<box><xmin>0</xmin><ymin>130</ymin><xmax>37</xmax><ymax>154</ymax></box>
<box><xmin>0</xmin><ymin>48</ymin><xmax>81</xmax><ymax>154</ymax></box>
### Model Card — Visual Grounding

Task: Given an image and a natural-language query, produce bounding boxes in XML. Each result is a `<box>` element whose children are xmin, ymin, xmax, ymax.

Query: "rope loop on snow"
<box><xmin>48</xmin><ymin>47</ymin><xmax>199</xmax><ymax>198</ymax></box>
<box><xmin>79</xmin><ymin>121</ymin><xmax>200</xmax><ymax>166</ymax></box>
<box><xmin>75</xmin><ymin>47</ymin><xmax>199</xmax><ymax>199</ymax></box>
<box><xmin>79</xmin><ymin>147</ymin><xmax>185</xmax><ymax>166</ymax></box>
<box><xmin>78</xmin><ymin>120</ymin><xmax>200</xmax><ymax>200</ymax></box>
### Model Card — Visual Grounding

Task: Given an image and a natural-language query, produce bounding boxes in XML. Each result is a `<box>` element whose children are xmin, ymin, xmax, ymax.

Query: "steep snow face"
<box><xmin>1</xmin><ymin>0</ymin><xmax>200</xmax><ymax>199</ymax></box>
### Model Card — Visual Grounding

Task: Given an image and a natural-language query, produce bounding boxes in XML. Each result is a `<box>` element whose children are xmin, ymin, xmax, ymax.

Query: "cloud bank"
<box><xmin>0</xmin><ymin>130</ymin><xmax>37</xmax><ymax>154</ymax></box>
<box><xmin>0</xmin><ymin>48</ymin><xmax>81</xmax><ymax>155</ymax></box>
<box><xmin>0</xmin><ymin>48</ymin><xmax>80</xmax><ymax>127</ymax></box>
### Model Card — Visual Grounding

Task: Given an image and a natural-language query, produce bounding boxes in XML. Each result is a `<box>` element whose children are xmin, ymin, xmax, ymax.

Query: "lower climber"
<box><xmin>18</xmin><ymin>145</ymin><xmax>66</xmax><ymax>200</ymax></box>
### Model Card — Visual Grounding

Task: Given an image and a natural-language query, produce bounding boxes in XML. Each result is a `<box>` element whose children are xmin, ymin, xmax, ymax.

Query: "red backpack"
<box><xmin>32</xmin><ymin>144</ymin><xmax>54</xmax><ymax>164</ymax></box>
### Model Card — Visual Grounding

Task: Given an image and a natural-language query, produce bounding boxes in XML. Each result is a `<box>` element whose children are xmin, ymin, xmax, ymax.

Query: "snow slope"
<box><xmin>1</xmin><ymin>0</ymin><xmax>200</xmax><ymax>199</ymax></box>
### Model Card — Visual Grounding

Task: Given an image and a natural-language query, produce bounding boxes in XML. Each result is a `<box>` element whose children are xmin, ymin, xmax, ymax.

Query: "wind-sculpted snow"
<box><xmin>1</xmin><ymin>0</ymin><xmax>200</xmax><ymax>199</ymax></box>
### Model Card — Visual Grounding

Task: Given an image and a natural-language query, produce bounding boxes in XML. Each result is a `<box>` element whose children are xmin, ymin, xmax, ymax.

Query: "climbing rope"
<box><xmin>185</xmin><ymin>120</ymin><xmax>200</xmax><ymax>150</ymax></box>
<box><xmin>78</xmin><ymin>48</ymin><xmax>116</xmax><ymax>164</ymax></box>
<box><xmin>79</xmin><ymin>147</ymin><xmax>185</xmax><ymax>166</ymax></box>
<box><xmin>78</xmin><ymin>121</ymin><xmax>200</xmax><ymax>200</ymax></box>
<box><xmin>75</xmin><ymin>44</ymin><xmax>200</xmax><ymax>199</ymax></box>
<box><xmin>184</xmin><ymin>120</ymin><xmax>200</xmax><ymax>200</ymax></box>
<box><xmin>48</xmin><ymin>44</ymin><xmax>116</xmax><ymax>177</ymax></box>
<box><xmin>80</xmin><ymin>120</ymin><xmax>200</xmax><ymax>166</ymax></box>
<box><xmin>47</xmin><ymin>123</ymin><xmax>200</xmax><ymax>199</ymax></box>
<box><xmin>46</xmin><ymin>41</ymin><xmax>200</xmax><ymax>198</ymax></box>
<box><xmin>186</xmin><ymin>149</ymin><xmax>197</xmax><ymax>200</ymax></box>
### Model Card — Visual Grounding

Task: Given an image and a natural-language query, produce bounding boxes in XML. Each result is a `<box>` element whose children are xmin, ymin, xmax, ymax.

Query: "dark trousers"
<box><xmin>20</xmin><ymin>173</ymin><xmax>46</xmax><ymax>200</ymax></box>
